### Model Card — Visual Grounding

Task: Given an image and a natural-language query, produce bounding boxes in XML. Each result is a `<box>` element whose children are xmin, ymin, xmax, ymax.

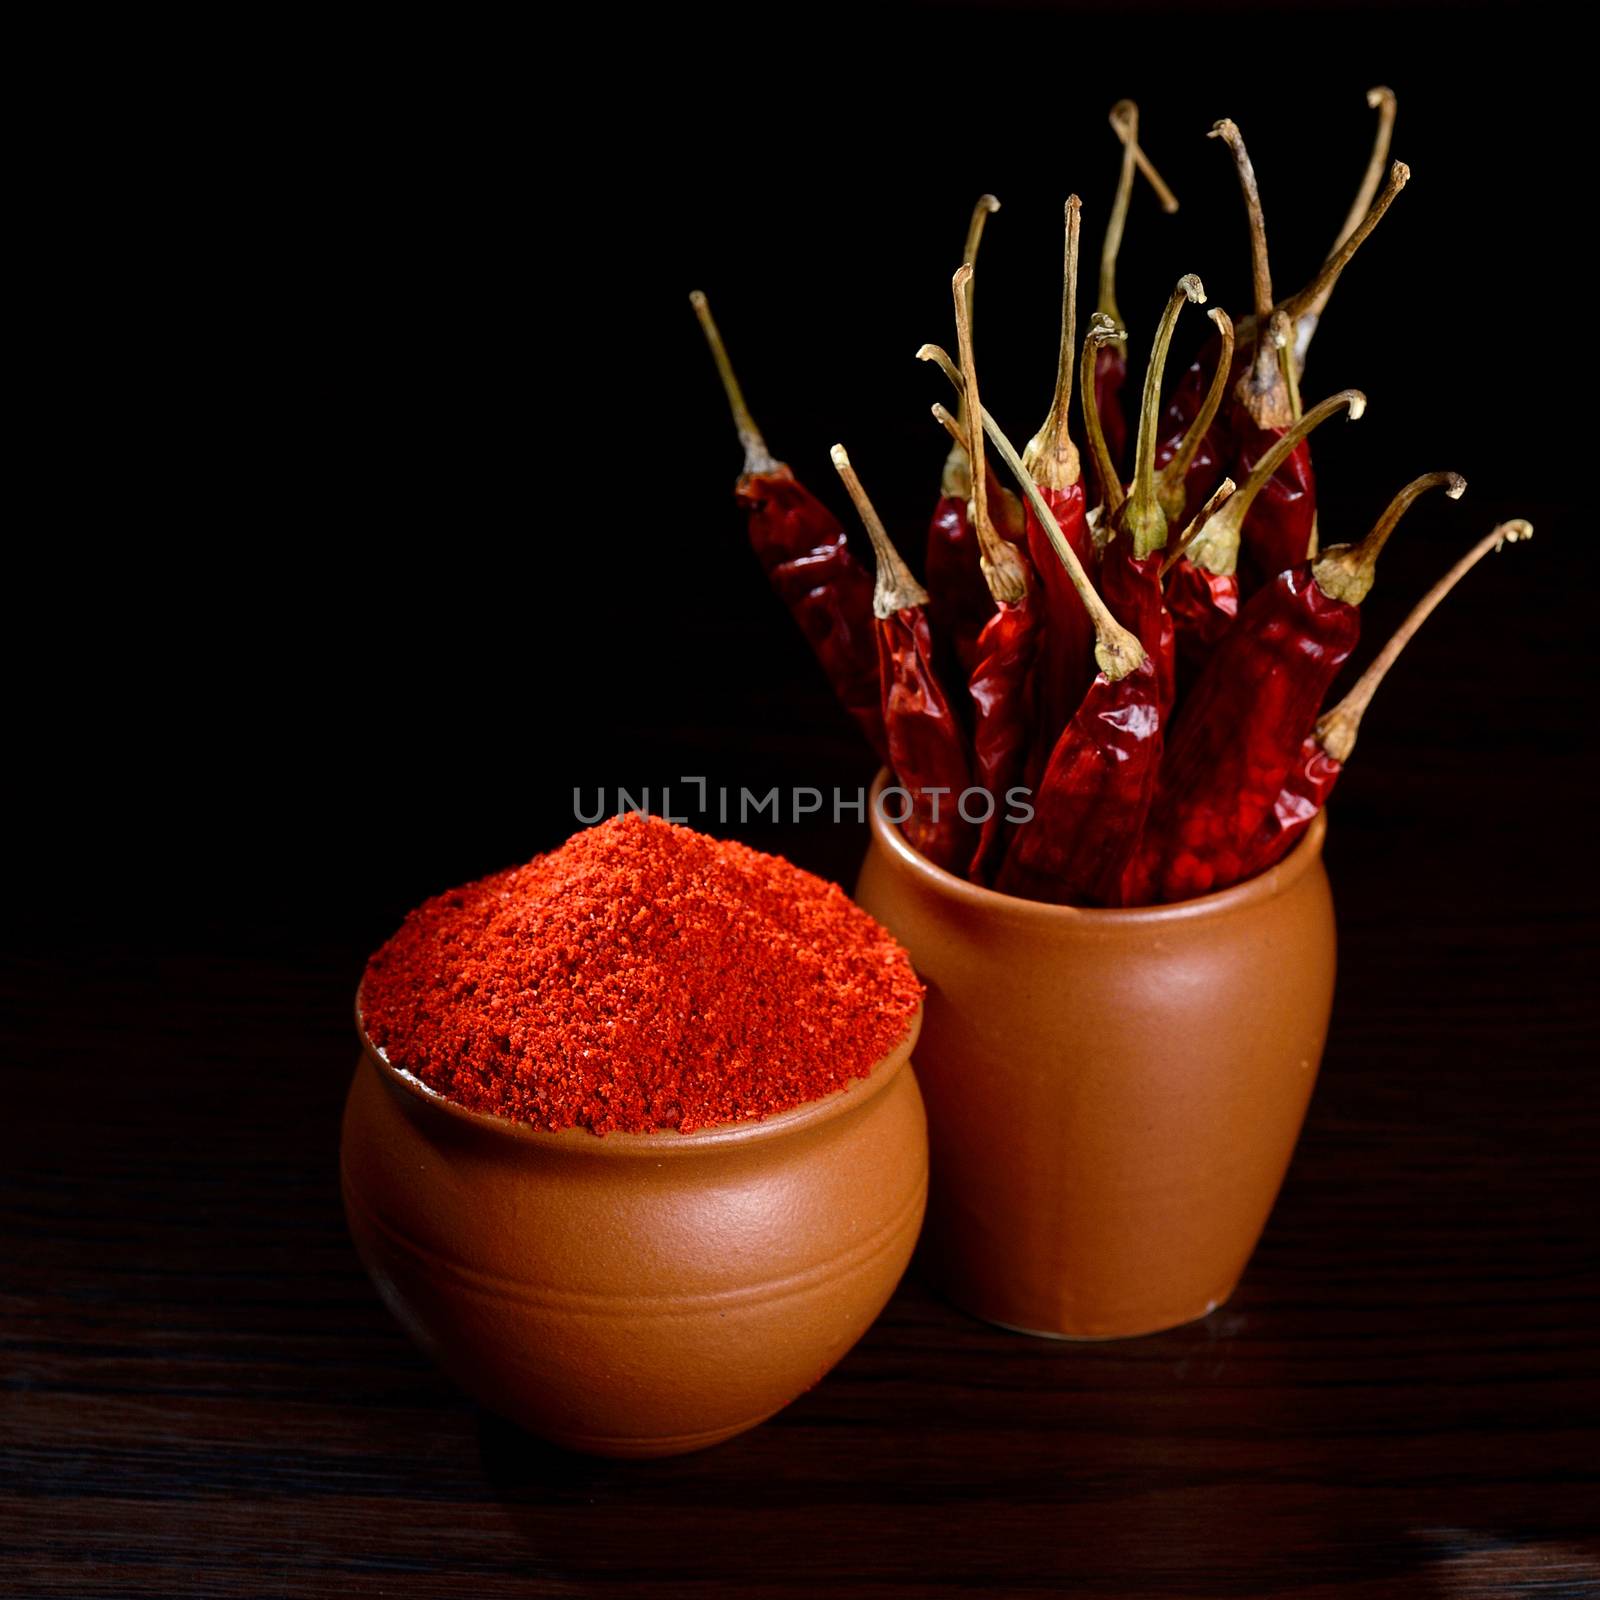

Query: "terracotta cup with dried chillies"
<box><xmin>692</xmin><ymin>94</ymin><xmax>1533</xmax><ymax>1338</ymax></box>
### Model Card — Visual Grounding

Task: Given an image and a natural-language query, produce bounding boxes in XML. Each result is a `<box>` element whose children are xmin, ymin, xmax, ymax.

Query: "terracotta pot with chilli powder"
<box><xmin>342</xmin><ymin>814</ymin><xmax>927</xmax><ymax>1457</ymax></box>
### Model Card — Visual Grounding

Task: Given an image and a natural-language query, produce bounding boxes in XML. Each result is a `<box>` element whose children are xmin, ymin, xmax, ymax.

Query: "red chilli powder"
<box><xmin>359</xmin><ymin>814</ymin><xmax>922</xmax><ymax>1135</ymax></box>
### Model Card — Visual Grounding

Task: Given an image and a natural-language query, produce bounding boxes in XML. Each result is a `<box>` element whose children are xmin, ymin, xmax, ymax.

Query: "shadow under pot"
<box><xmin>854</xmin><ymin>771</ymin><xmax>1335</xmax><ymax>1340</ymax></box>
<box><xmin>341</xmin><ymin>1001</ymin><xmax>927</xmax><ymax>1457</ymax></box>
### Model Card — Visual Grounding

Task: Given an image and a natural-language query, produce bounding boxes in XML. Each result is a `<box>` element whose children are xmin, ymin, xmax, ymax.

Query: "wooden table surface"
<box><xmin>6</xmin><ymin>703</ymin><xmax>1597</xmax><ymax>1599</ymax></box>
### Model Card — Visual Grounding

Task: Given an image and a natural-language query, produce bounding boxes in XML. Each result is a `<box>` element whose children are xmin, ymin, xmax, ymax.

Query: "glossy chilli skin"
<box><xmin>967</xmin><ymin>594</ymin><xmax>1038</xmax><ymax>883</ymax></box>
<box><xmin>926</xmin><ymin>473</ymin><xmax>1028</xmax><ymax>678</ymax></box>
<box><xmin>1164</xmin><ymin>557</ymin><xmax>1240</xmax><ymax>664</ymax></box>
<box><xmin>1157</xmin><ymin>343</ymin><xmax>1225</xmax><ymax>521</ymax></box>
<box><xmin>1230</xmin><ymin>416</ymin><xmax>1317</xmax><ymax>582</ymax></box>
<box><xmin>1125</xmin><ymin>568</ymin><xmax>1360</xmax><ymax>903</ymax></box>
<box><xmin>1100</xmin><ymin>545</ymin><xmax>1176</xmax><ymax>715</ymax></box>
<box><xmin>924</xmin><ymin>493</ymin><xmax>991</xmax><ymax>675</ymax></box>
<box><xmin>736</xmin><ymin>467</ymin><xmax>885</xmax><ymax>759</ymax></box>
<box><xmin>997</xmin><ymin>657</ymin><xmax>1163</xmax><ymax>906</ymax></box>
<box><xmin>876</xmin><ymin>604</ymin><xmax>975</xmax><ymax>874</ymax></box>
<box><xmin>1022</xmin><ymin>483</ymin><xmax>1094</xmax><ymax>776</ymax></box>
<box><xmin>1243</xmin><ymin>735</ymin><xmax>1342</xmax><ymax>877</ymax></box>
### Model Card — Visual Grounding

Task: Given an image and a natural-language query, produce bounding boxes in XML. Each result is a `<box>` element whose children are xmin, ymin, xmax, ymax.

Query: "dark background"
<box><xmin>5</xmin><ymin>4</ymin><xmax>1596</xmax><ymax>1596</ymax></box>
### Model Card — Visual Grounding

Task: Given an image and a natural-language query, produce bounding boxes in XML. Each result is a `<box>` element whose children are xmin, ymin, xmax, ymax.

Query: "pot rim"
<box><xmin>353</xmin><ymin>988</ymin><xmax>921</xmax><ymax>1157</ymax></box>
<box><xmin>866</xmin><ymin>767</ymin><xmax>1327</xmax><ymax>925</ymax></box>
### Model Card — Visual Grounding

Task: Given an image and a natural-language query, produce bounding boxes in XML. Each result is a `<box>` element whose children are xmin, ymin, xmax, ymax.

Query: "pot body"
<box><xmin>341</xmin><ymin>1014</ymin><xmax>926</xmax><ymax>1457</ymax></box>
<box><xmin>856</xmin><ymin>786</ymin><xmax>1334</xmax><ymax>1339</ymax></box>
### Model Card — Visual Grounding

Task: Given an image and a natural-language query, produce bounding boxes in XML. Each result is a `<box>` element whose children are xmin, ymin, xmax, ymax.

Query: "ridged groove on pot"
<box><xmin>854</xmin><ymin>773</ymin><xmax>1335</xmax><ymax>1339</ymax></box>
<box><xmin>341</xmin><ymin>1008</ymin><xmax>928</xmax><ymax>1457</ymax></box>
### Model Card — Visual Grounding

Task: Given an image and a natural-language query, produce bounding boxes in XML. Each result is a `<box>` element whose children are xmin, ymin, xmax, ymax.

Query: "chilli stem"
<box><xmin>1209</xmin><ymin>119</ymin><xmax>1274</xmax><ymax>322</ymax></box>
<box><xmin>952</xmin><ymin>264</ymin><xmax>1028</xmax><ymax>604</ymax></box>
<box><xmin>1121</xmin><ymin>274</ymin><xmax>1205</xmax><ymax>559</ymax></box>
<box><xmin>689</xmin><ymin>291</ymin><xmax>779</xmax><ymax>476</ymax></box>
<box><xmin>1158</xmin><ymin>307</ymin><xmax>1235</xmax><ymax>520</ymax></box>
<box><xmin>831</xmin><ymin>444</ymin><xmax>929</xmax><ymax>617</ymax></box>
<box><xmin>1317</xmin><ymin>517</ymin><xmax>1530</xmax><ymax>760</ymax></box>
<box><xmin>1160</xmin><ymin>478</ymin><xmax>1238</xmax><ymax>576</ymax></box>
<box><xmin>1186</xmin><ymin>388</ymin><xmax>1367</xmax><ymax>576</ymax></box>
<box><xmin>1022</xmin><ymin>195</ymin><xmax>1083</xmax><ymax>492</ymax></box>
<box><xmin>1313</xmin><ymin>470</ymin><xmax>1466</xmax><ymax>606</ymax></box>
<box><xmin>1079</xmin><ymin>313</ymin><xmax>1127</xmax><ymax>517</ymax></box>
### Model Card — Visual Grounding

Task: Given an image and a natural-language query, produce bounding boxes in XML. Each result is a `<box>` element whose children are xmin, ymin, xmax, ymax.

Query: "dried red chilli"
<box><xmin>928</xmin><ymin>387</ymin><xmax>1044</xmax><ymax>874</ymax></box>
<box><xmin>945</xmin><ymin>262</ymin><xmax>1036</xmax><ymax>880</ymax></box>
<box><xmin>1244</xmin><ymin>520</ymin><xmax>1532</xmax><ymax>876</ymax></box>
<box><xmin>994</xmin><ymin>439</ymin><xmax>1158</xmax><ymax>906</ymax></box>
<box><xmin>965</xmin><ymin>581</ymin><xmax>1037</xmax><ymax>883</ymax></box>
<box><xmin>691</xmin><ymin>292</ymin><xmax>885</xmax><ymax>758</ymax></box>
<box><xmin>1018</xmin><ymin>196</ymin><xmax>1097</xmax><ymax>773</ymax></box>
<box><xmin>1158</xmin><ymin>476</ymin><xmax>1242</xmax><ymax>663</ymax></box>
<box><xmin>935</xmin><ymin>401</ymin><xmax>1035</xmax><ymax>881</ymax></box>
<box><xmin>925</xmin><ymin>194</ymin><xmax>1008</xmax><ymax>676</ymax></box>
<box><xmin>1091</xmin><ymin>101</ymin><xmax>1179</xmax><ymax>504</ymax></box>
<box><xmin>1098</xmin><ymin>273</ymin><xmax>1208</xmax><ymax>715</ymax></box>
<box><xmin>832</xmin><ymin>443</ymin><xmax>975</xmax><ymax>874</ymax></box>
<box><xmin>1165</xmin><ymin>389</ymin><xmax>1367</xmax><ymax>666</ymax></box>
<box><xmin>1127</xmin><ymin>469</ymin><xmax>1466</xmax><ymax>903</ymax></box>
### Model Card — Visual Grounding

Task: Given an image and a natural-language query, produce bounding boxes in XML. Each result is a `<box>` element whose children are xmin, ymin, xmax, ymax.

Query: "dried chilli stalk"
<box><xmin>934</xmin><ymin>399</ymin><xmax>1038</xmax><ymax>881</ymax></box>
<box><xmin>832</xmin><ymin>444</ymin><xmax>973</xmax><ymax>872</ymax></box>
<box><xmin>1020</xmin><ymin>196</ymin><xmax>1098</xmax><ymax>772</ymax></box>
<box><xmin>951</xmin><ymin>264</ymin><xmax>1028</xmax><ymax>606</ymax></box>
<box><xmin>927</xmin><ymin>194</ymin><xmax>1006</xmax><ymax>676</ymax></box>
<box><xmin>1294</xmin><ymin>87</ymin><xmax>1397</xmax><ymax>370</ymax></box>
<box><xmin>1099</xmin><ymin>274</ymin><xmax>1206</xmax><ymax>714</ymax></box>
<box><xmin>1155</xmin><ymin>307</ymin><xmax>1234</xmax><ymax>526</ymax></box>
<box><xmin>691</xmin><ymin>291</ymin><xmax>885</xmax><ymax>758</ymax></box>
<box><xmin>1092</xmin><ymin>101</ymin><xmax>1179</xmax><ymax>502</ymax></box>
<box><xmin>1209</xmin><ymin>118</ymin><xmax>1289</xmax><ymax>432</ymax></box>
<box><xmin>947</xmin><ymin>263</ymin><xmax>1035</xmax><ymax>880</ymax></box>
<box><xmin>1079</xmin><ymin>313</ymin><xmax>1127</xmax><ymax>529</ymax></box>
<box><xmin>1245</xmin><ymin>519</ymin><xmax>1531</xmax><ymax>874</ymax></box>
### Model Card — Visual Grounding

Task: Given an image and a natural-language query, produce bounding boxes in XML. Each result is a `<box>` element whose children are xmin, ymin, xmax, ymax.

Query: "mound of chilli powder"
<box><xmin>359</xmin><ymin>813</ymin><xmax>922</xmax><ymax>1135</ymax></box>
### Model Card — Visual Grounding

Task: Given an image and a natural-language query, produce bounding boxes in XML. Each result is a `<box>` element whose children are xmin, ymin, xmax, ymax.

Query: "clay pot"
<box><xmin>855</xmin><ymin>774</ymin><xmax>1335</xmax><ymax>1339</ymax></box>
<box><xmin>340</xmin><ymin>1002</ymin><xmax>927</xmax><ymax>1457</ymax></box>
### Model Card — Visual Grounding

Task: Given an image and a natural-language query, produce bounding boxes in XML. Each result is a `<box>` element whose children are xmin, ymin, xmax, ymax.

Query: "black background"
<box><xmin>6</xmin><ymin>4</ymin><xmax>1597</xmax><ymax>1597</ymax></box>
<box><xmin>8</xmin><ymin>0</ymin><xmax>1585</xmax><ymax>955</ymax></box>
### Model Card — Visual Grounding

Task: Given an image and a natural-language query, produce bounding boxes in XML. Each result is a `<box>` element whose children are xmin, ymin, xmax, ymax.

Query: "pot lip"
<box><xmin>353</xmin><ymin>988</ymin><xmax>922</xmax><ymax>1156</ymax></box>
<box><xmin>866</xmin><ymin>768</ymin><xmax>1326</xmax><ymax>924</ymax></box>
